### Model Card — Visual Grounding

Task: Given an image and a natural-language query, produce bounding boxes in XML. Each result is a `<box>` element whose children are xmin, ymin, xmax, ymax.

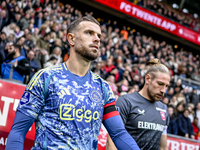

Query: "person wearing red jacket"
<box><xmin>104</xmin><ymin>58</ymin><xmax>119</xmax><ymax>82</ymax></box>
<box><xmin>192</xmin><ymin>117</ymin><xmax>200</xmax><ymax>140</ymax></box>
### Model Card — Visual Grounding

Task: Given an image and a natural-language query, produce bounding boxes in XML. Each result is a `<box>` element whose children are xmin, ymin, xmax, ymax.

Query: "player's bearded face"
<box><xmin>74</xmin><ymin>21</ymin><xmax>100</xmax><ymax>61</ymax></box>
<box><xmin>147</xmin><ymin>85</ymin><xmax>164</xmax><ymax>102</ymax></box>
<box><xmin>75</xmin><ymin>44</ymin><xmax>99</xmax><ymax>61</ymax></box>
<box><xmin>146</xmin><ymin>73</ymin><xmax>170</xmax><ymax>102</ymax></box>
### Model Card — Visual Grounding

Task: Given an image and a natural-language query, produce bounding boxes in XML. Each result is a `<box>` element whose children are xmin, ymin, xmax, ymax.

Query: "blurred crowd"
<box><xmin>128</xmin><ymin>0</ymin><xmax>200</xmax><ymax>32</ymax></box>
<box><xmin>0</xmin><ymin>0</ymin><xmax>200</xmax><ymax>141</ymax></box>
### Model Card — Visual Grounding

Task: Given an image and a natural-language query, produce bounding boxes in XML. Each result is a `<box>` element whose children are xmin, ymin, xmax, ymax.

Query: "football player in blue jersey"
<box><xmin>106</xmin><ymin>58</ymin><xmax>170</xmax><ymax>150</ymax></box>
<box><xmin>6</xmin><ymin>15</ymin><xmax>140</xmax><ymax>150</ymax></box>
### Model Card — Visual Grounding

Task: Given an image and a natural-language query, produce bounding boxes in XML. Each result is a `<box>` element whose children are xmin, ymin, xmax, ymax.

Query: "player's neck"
<box><xmin>66</xmin><ymin>56</ymin><xmax>90</xmax><ymax>76</ymax></box>
<box><xmin>139</xmin><ymin>88</ymin><xmax>152</xmax><ymax>102</ymax></box>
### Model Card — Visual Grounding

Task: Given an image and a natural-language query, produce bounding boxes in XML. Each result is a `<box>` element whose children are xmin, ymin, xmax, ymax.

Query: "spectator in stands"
<box><xmin>106</xmin><ymin>75</ymin><xmax>118</xmax><ymax>95</ymax></box>
<box><xmin>104</xmin><ymin>58</ymin><xmax>116</xmax><ymax>76</ymax></box>
<box><xmin>187</xmin><ymin>105</ymin><xmax>195</xmax><ymax>123</ymax></box>
<box><xmin>192</xmin><ymin>117</ymin><xmax>200</xmax><ymax>140</ymax></box>
<box><xmin>165</xmin><ymin>86</ymin><xmax>174</xmax><ymax>100</ymax></box>
<box><xmin>167</xmin><ymin>105</ymin><xmax>178</xmax><ymax>135</ymax></box>
<box><xmin>191</xmin><ymin>69</ymin><xmax>200</xmax><ymax>82</ymax></box>
<box><xmin>16</xmin><ymin>37</ymin><xmax>26</xmax><ymax>57</ymax></box>
<box><xmin>100</xmin><ymin>47</ymin><xmax>107</xmax><ymax>61</ymax></box>
<box><xmin>44</xmin><ymin>46</ymin><xmax>62</xmax><ymax>65</ymax></box>
<box><xmin>15</xmin><ymin>25</ymin><xmax>24</xmax><ymax>39</ymax></box>
<box><xmin>117</xmin><ymin>79</ymin><xmax>129</xmax><ymax>94</ymax></box>
<box><xmin>43</xmin><ymin>55</ymin><xmax>58</xmax><ymax>68</ymax></box>
<box><xmin>178</xmin><ymin>66</ymin><xmax>187</xmax><ymax>78</ymax></box>
<box><xmin>24</xmin><ymin>32</ymin><xmax>35</xmax><ymax>51</ymax></box>
<box><xmin>23</xmin><ymin>28</ymin><xmax>30</xmax><ymax>38</ymax></box>
<box><xmin>174</xmin><ymin>84</ymin><xmax>186</xmax><ymax>104</ymax></box>
<box><xmin>162</xmin><ymin>96</ymin><xmax>169</xmax><ymax>105</ymax></box>
<box><xmin>50</xmin><ymin>38</ymin><xmax>63</xmax><ymax>55</ymax></box>
<box><xmin>183</xmin><ymin>88</ymin><xmax>190</xmax><ymax>104</ymax></box>
<box><xmin>169</xmin><ymin>95</ymin><xmax>178</xmax><ymax>108</ymax></box>
<box><xmin>49</xmin><ymin>32</ymin><xmax>57</xmax><ymax>45</ymax></box>
<box><xmin>7</xmin><ymin>34</ymin><xmax>15</xmax><ymax>43</ymax></box>
<box><xmin>120</xmin><ymin>26</ymin><xmax>128</xmax><ymax>40</ymax></box>
<box><xmin>2</xmin><ymin>22</ymin><xmax>16</xmax><ymax>37</ymax></box>
<box><xmin>177</xmin><ymin>108</ymin><xmax>195</xmax><ymax>139</ymax></box>
<box><xmin>12</xmin><ymin>13</ymin><xmax>23</xmax><ymax>30</ymax></box>
<box><xmin>130</xmin><ymin>64</ymin><xmax>140</xmax><ymax>77</ymax></box>
<box><xmin>108</xmin><ymin>67</ymin><xmax>120</xmax><ymax>83</ymax></box>
<box><xmin>92</xmin><ymin>62</ymin><xmax>107</xmax><ymax>79</ymax></box>
<box><xmin>28</xmin><ymin>23</ymin><xmax>34</xmax><ymax>33</ymax></box>
<box><xmin>195</xmin><ymin>102</ymin><xmax>200</xmax><ymax>128</ymax></box>
<box><xmin>0</xmin><ymin>1</ymin><xmax>7</xmax><ymax>11</ymax></box>
<box><xmin>1</xmin><ymin>44</ymin><xmax>30</xmax><ymax>83</ymax></box>
<box><xmin>189</xmin><ymin>86</ymin><xmax>200</xmax><ymax>109</ymax></box>
<box><xmin>118</xmin><ymin>67</ymin><xmax>133</xmax><ymax>86</ymax></box>
<box><xmin>36</xmin><ymin>32</ymin><xmax>50</xmax><ymax>53</ymax></box>
<box><xmin>34</xmin><ymin>12</ymin><xmax>45</xmax><ymax>28</ymax></box>
<box><xmin>26</xmin><ymin>50</ymin><xmax>39</xmax><ymax>82</ymax></box>
<box><xmin>20</xmin><ymin>12</ymin><xmax>29</xmax><ymax>30</ymax></box>
<box><xmin>32</xmin><ymin>28</ymin><xmax>40</xmax><ymax>44</ymax></box>
<box><xmin>0</xmin><ymin>10</ymin><xmax>7</xmax><ymax>30</ymax></box>
<box><xmin>51</xmin><ymin>23</ymin><xmax>60</xmax><ymax>38</ymax></box>
<box><xmin>174</xmin><ymin>101</ymin><xmax>186</xmax><ymax>118</ymax></box>
<box><xmin>186</xmin><ymin>66</ymin><xmax>194</xmax><ymax>79</ymax></box>
<box><xmin>132</xmin><ymin>74</ymin><xmax>141</xmax><ymax>87</ymax></box>
<box><xmin>0</xmin><ymin>32</ymin><xmax>7</xmax><ymax>63</ymax></box>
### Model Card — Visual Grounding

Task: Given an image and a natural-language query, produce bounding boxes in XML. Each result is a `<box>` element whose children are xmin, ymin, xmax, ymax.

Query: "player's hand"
<box><xmin>185</xmin><ymin>133</ymin><xmax>189</xmax><ymax>138</ymax></box>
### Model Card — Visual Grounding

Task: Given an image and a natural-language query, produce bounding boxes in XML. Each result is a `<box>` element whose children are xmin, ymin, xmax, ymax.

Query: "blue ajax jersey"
<box><xmin>17</xmin><ymin>62</ymin><xmax>116</xmax><ymax>150</ymax></box>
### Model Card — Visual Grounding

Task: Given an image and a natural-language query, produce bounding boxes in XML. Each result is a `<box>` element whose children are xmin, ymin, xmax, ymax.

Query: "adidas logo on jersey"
<box><xmin>57</xmin><ymin>88</ymin><xmax>71</xmax><ymax>97</ymax></box>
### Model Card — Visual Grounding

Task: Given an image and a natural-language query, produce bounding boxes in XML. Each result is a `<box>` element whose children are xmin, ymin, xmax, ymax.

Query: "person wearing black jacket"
<box><xmin>167</xmin><ymin>105</ymin><xmax>178</xmax><ymax>135</ymax></box>
<box><xmin>177</xmin><ymin>108</ymin><xmax>195</xmax><ymax>139</ymax></box>
<box><xmin>1</xmin><ymin>44</ymin><xmax>31</xmax><ymax>83</ymax></box>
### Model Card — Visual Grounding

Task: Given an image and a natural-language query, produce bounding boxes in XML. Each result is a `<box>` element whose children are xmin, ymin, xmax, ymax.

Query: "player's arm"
<box><xmin>159</xmin><ymin>134</ymin><xmax>168</xmax><ymax>150</ymax></box>
<box><xmin>6</xmin><ymin>69</ymin><xmax>48</xmax><ymax>149</ymax></box>
<box><xmin>103</xmin><ymin>101</ymin><xmax>140</xmax><ymax>150</ymax></box>
<box><xmin>5</xmin><ymin>111</ymin><xmax>35</xmax><ymax>150</ymax></box>
<box><xmin>106</xmin><ymin>134</ymin><xmax>117</xmax><ymax>150</ymax></box>
<box><xmin>159</xmin><ymin>126</ymin><xmax>168</xmax><ymax>150</ymax></box>
<box><xmin>106</xmin><ymin>95</ymin><xmax>130</xmax><ymax>150</ymax></box>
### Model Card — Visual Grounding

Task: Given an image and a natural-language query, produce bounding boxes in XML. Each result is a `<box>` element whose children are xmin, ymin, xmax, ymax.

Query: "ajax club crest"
<box><xmin>90</xmin><ymin>90</ymin><xmax>102</xmax><ymax>103</ymax></box>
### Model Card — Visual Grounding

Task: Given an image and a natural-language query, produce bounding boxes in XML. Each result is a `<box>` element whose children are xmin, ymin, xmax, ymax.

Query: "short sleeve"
<box><xmin>103</xmin><ymin>81</ymin><xmax>116</xmax><ymax>104</ymax></box>
<box><xmin>102</xmin><ymin>81</ymin><xmax>119</xmax><ymax>121</ymax></box>
<box><xmin>17</xmin><ymin>69</ymin><xmax>47</xmax><ymax>119</ymax></box>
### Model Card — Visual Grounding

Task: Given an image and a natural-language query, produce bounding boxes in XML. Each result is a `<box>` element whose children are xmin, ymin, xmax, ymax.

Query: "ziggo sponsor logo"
<box><xmin>60</xmin><ymin>104</ymin><xmax>99</xmax><ymax>122</ymax></box>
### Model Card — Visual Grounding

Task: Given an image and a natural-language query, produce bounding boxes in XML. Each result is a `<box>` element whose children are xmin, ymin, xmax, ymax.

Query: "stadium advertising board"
<box><xmin>1</xmin><ymin>79</ymin><xmax>200</xmax><ymax>150</ymax></box>
<box><xmin>0</xmin><ymin>79</ymin><xmax>35</xmax><ymax>150</ymax></box>
<box><xmin>94</xmin><ymin>0</ymin><xmax>200</xmax><ymax>46</ymax></box>
<box><xmin>167</xmin><ymin>135</ymin><xmax>200</xmax><ymax>150</ymax></box>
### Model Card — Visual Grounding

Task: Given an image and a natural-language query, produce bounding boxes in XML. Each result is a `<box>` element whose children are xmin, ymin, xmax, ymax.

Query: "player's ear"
<box><xmin>67</xmin><ymin>33</ymin><xmax>75</xmax><ymax>46</ymax></box>
<box><xmin>145</xmin><ymin>74</ymin><xmax>151</xmax><ymax>84</ymax></box>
